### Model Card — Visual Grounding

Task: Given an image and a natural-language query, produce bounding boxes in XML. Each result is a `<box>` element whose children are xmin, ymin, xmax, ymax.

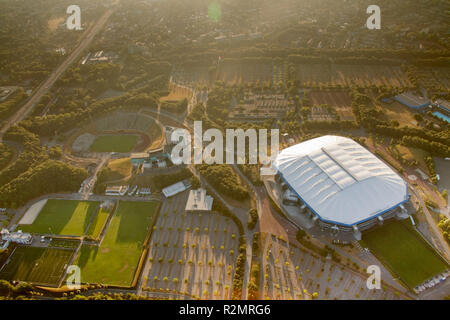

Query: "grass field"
<box><xmin>74</xmin><ymin>201</ymin><xmax>159</xmax><ymax>286</ymax></box>
<box><xmin>20</xmin><ymin>200</ymin><xmax>100</xmax><ymax>236</ymax></box>
<box><xmin>106</xmin><ymin>158</ymin><xmax>132</xmax><ymax>181</ymax></box>
<box><xmin>361</xmin><ymin>220</ymin><xmax>448</xmax><ymax>288</ymax></box>
<box><xmin>380</xmin><ymin>101</ymin><xmax>419</xmax><ymax>127</ymax></box>
<box><xmin>0</xmin><ymin>143</ymin><xmax>15</xmax><ymax>171</ymax></box>
<box><xmin>391</xmin><ymin>144</ymin><xmax>429</xmax><ymax>173</ymax></box>
<box><xmin>89</xmin><ymin>135</ymin><xmax>139</xmax><ymax>153</ymax></box>
<box><xmin>0</xmin><ymin>246</ymin><xmax>74</xmax><ymax>286</ymax></box>
<box><xmin>86</xmin><ymin>207</ymin><xmax>110</xmax><ymax>239</ymax></box>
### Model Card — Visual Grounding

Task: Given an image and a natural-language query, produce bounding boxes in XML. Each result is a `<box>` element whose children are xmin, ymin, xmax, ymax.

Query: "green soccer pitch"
<box><xmin>361</xmin><ymin>220</ymin><xmax>448</xmax><ymax>288</ymax></box>
<box><xmin>73</xmin><ymin>201</ymin><xmax>159</xmax><ymax>287</ymax></box>
<box><xmin>89</xmin><ymin>134</ymin><xmax>139</xmax><ymax>153</ymax></box>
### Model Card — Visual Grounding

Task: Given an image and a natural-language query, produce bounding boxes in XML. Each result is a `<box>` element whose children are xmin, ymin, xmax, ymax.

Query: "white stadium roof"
<box><xmin>272</xmin><ymin>136</ymin><xmax>408</xmax><ymax>226</ymax></box>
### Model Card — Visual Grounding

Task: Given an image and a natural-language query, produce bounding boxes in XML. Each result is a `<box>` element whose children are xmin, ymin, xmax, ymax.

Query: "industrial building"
<box><xmin>162</xmin><ymin>180</ymin><xmax>192</xmax><ymax>198</ymax></box>
<box><xmin>394</xmin><ymin>92</ymin><xmax>430</xmax><ymax>110</ymax></box>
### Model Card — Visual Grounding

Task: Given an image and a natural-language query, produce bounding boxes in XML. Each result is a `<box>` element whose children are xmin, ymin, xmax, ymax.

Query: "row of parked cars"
<box><xmin>415</xmin><ymin>271</ymin><xmax>449</xmax><ymax>293</ymax></box>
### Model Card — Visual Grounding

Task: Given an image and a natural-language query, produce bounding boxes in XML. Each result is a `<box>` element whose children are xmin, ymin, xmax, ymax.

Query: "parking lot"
<box><xmin>143</xmin><ymin>192</ymin><xmax>240</xmax><ymax>299</ymax></box>
<box><xmin>261</xmin><ymin>234</ymin><xmax>402</xmax><ymax>300</ymax></box>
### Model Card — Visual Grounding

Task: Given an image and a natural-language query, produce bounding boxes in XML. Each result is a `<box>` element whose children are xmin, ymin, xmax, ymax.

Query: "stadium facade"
<box><xmin>266</xmin><ymin>135</ymin><xmax>412</xmax><ymax>241</ymax></box>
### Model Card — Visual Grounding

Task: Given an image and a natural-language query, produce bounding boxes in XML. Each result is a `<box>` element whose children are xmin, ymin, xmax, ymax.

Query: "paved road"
<box><xmin>410</xmin><ymin>186</ymin><xmax>450</xmax><ymax>261</ymax></box>
<box><xmin>143</xmin><ymin>105</ymin><xmax>257</xmax><ymax>300</ymax></box>
<box><xmin>81</xmin><ymin>154</ymin><xmax>110</xmax><ymax>200</ymax></box>
<box><xmin>418</xmin><ymin>277</ymin><xmax>450</xmax><ymax>300</ymax></box>
<box><xmin>0</xmin><ymin>8</ymin><xmax>114</xmax><ymax>142</ymax></box>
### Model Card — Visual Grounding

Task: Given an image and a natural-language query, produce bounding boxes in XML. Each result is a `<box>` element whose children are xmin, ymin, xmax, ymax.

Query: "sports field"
<box><xmin>86</xmin><ymin>207</ymin><xmax>110</xmax><ymax>239</ymax></box>
<box><xmin>0</xmin><ymin>246</ymin><xmax>74</xmax><ymax>286</ymax></box>
<box><xmin>361</xmin><ymin>220</ymin><xmax>448</xmax><ymax>288</ymax></box>
<box><xmin>89</xmin><ymin>134</ymin><xmax>139</xmax><ymax>153</ymax></box>
<box><xmin>74</xmin><ymin>201</ymin><xmax>159</xmax><ymax>286</ymax></box>
<box><xmin>19</xmin><ymin>200</ymin><xmax>100</xmax><ymax>236</ymax></box>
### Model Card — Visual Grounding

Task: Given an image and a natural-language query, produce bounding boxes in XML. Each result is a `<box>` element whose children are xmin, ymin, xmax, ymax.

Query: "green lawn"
<box><xmin>89</xmin><ymin>135</ymin><xmax>139</xmax><ymax>153</ymax></box>
<box><xmin>361</xmin><ymin>220</ymin><xmax>448</xmax><ymax>288</ymax></box>
<box><xmin>0</xmin><ymin>246</ymin><xmax>75</xmax><ymax>286</ymax></box>
<box><xmin>20</xmin><ymin>200</ymin><xmax>100</xmax><ymax>236</ymax></box>
<box><xmin>86</xmin><ymin>207</ymin><xmax>110</xmax><ymax>239</ymax></box>
<box><xmin>74</xmin><ymin>201</ymin><xmax>159</xmax><ymax>286</ymax></box>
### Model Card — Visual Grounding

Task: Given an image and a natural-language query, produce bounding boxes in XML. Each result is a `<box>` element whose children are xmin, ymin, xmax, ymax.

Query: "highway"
<box><xmin>0</xmin><ymin>7</ymin><xmax>114</xmax><ymax>142</ymax></box>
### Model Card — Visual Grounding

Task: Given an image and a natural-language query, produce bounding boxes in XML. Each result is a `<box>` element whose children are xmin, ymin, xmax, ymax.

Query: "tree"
<box><xmin>247</xmin><ymin>208</ymin><xmax>258</xmax><ymax>229</ymax></box>
<box><xmin>190</xmin><ymin>176</ymin><xmax>201</xmax><ymax>189</ymax></box>
<box><xmin>48</xmin><ymin>146</ymin><xmax>63</xmax><ymax>159</ymax></box>
<box><xmin>0</xmin><ymin>280</ymin><xmax>14</xmax><ymax>295</ymax></box>
<box><xmin>413</xmin><ymin>114</ymin><xmax>423</xmax><ymax>122</ymax></box>
<box><xmin>0</xmin><ymin>160</ymin><xmax>88</xmax><ymax>207</ymax></box>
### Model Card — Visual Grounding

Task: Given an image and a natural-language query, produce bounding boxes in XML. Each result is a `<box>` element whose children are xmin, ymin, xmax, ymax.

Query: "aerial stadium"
<box><xmin>264</xmin><ymin>135</ymin><xmax>413</xmax><ymax>242</ymax></box>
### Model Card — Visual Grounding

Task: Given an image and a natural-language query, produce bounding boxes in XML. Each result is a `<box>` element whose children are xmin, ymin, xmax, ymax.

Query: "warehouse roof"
<box><xmin>162</xmin><ymin>181</ymin><xmax>189</xmax><ymax>198</ymax></box>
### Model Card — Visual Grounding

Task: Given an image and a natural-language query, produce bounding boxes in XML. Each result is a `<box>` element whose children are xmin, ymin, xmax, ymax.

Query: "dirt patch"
<box><xmin>310</xmin><ymin>90</ymin><xmax>351</xmax><ymax>107</ymax></box>
<box><xmin>72</xmin><ymin>133</ymin><xmax>96</xmax><ymax>152</ymax></box>
<box><xmin>119</xmin><ymin>263</ymin><xmax>129</xmax><ymax>273</ymax></box>
<box><xmin>100</xmin><ymin>247</ymin><xmax>110</xmax><ymax>254</ymax></box>
<box><xmin>19</xmin><ymin>199</ymin><xmax>48</xmax><ymax>225</ymax></box>
<box><xmin>310</xmin><ymin>90</ymin><xmax>354</xmax><ymax>121</ymax></box>
<box><xmin>48</xmin><ymin>17</ymin><xmax>64</xmax><ymax>32</ymax></box>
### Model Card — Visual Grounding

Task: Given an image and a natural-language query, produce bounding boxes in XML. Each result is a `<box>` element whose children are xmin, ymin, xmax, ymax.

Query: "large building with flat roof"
<box><xmin>185</xmin><ymin>189</ymin><xmax>213</xmax><ymax>213</ymax></box>
<box><xmin>269</xmin><ymin>136</ymin><xmax>411</xmax><ymax>240</ymax></box>
<box><xmin>394</xmin><ymin>92</ymin><xmax>430</xmax><ymax>110</ymax></box>
<box><xmin>162</xmin><ymin>180</ymin><xmax>191</xmax><ymax>198</ymax></box>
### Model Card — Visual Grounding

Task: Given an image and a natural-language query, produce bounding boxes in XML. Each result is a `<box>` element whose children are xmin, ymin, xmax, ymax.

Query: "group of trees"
<box><xmin>0</xmin><ymin>0</ymin><xmax>81</xmax><ymax>86</ymax></box>
<box><xmin>232</xmin><ymin>251</ymin><xmax>246</xmax><ymax>300</ymax></box>
<box><xmin>0</xmin><ymin>126</ymin><xmax>47</xmax><ymax>187</ymax></box>
<box><xmin>151</xmin><ymin>167</ymin><xmax>192</xmax><ymax>191</ymax></box>
<box><xmin>247</xmin><ymin>208</ymin><xmax>258</xmax><ymax>230</ymax></box>
<box><xmin>438</xmin><ymin>215</ymin><xmax>450</xmax><ymax>244</ymax></box>
<box><xmin>205</xmin><ymin>85</ymin><xmax>233</xmax><ymax>126</ymax></box>
<box><xmin>424</xmin><ymin>155</ymin><xmax>438</xmax><ymax>184</ymax></box>
<box><xmin>197</xmin><ymin>164</ymin><xmax>249</xmax><ymax>201</ymax></box>
<box><xmin>0</xmin><ymin>160</ymin><xmax>88</xmax><ymax>208</ymax></box>
<box><xmin>247</xmin><ymin>234</ymin><xmax>261</xmax><ymax>299</ymax></box>
<box><xmin>123</xmin><ymin>61</ymin><xmax>172</xmax><ymax>90</ymax></box>
<box><xmin>287</xmin><ymin>55</ymin><xmax>401</xmax><ymax>66</ymax></box>
<box><xmin>161</xmin><ymin>98</ymin><xmax>188</xmax><ymax>114</ymax></box>
<box><xmin>60</xmin><ymin>293</ymin><xmax>150</xmax><ymax>300</ymax></box>
<box><xmin>209</xmin><ymin>191</ymin><xmax>246</xmax><ymax>300</ymax></box>
<box><xmin>350</xmin><ymin>89</ymin><xmax>450</xmax><ymax>157</ymax></box>
<box><xmin>400</xmin><ymin>136</ymin><xmax>449</xmax><ymax>157</ymax></box>
<box><xmin>238</xmin><ymin>164</ymin><xmax>262</xmax><ymax>186</ymax></box>
<box><xmin>0</xmin><ymin>88</ymin><xmax>28</xmax><ymax>121</ymax></box>
<box><xmin>0</xmin><ymin>280</ymin><xmax>33</xmax><ymax>297</ymax></box>
<box><xmin>170</xmin><ymin>44</ymin><xmax>450</xmax><ymax>71</ymax></box>
<box><xmin>0</xmin><ymin>124</ymin><xmax>87</xmax><ymax>207</ymax></box>
<box><xmin>21</xmin><ymin>73</ymin><xmax>169</xmax><ymax>137</ymax></box>
<box><xmin>124</xmin><ymin>92</ymin><xmax>159</xmax><ymax>109</ymax></box>
<box><xmin>0</xmin><ymin>144</ymin><xmax>14</xmax><ymax>171</ymax></box>
<box><xmin>93</xmin><ymin>166</ymin><xmax>115</xmax><ymax>194</ymax></box>
<box><xmin>301</xmin><ymin>120</ymin><xmax>359</xmax><ymax>131</ymax></box>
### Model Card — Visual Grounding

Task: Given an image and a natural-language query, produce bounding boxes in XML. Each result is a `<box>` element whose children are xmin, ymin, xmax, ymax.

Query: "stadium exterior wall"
<box><xmin>277</xmin><ymin>171</ymin><xmax>409</xmax><ymax>229</ymax></box>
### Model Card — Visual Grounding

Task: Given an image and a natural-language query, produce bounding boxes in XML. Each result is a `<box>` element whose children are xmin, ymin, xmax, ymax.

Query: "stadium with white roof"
<box><xmin>266</xmin><ymin>135</ymin><xmax>412</xmax><ymax>241</ymax></box>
